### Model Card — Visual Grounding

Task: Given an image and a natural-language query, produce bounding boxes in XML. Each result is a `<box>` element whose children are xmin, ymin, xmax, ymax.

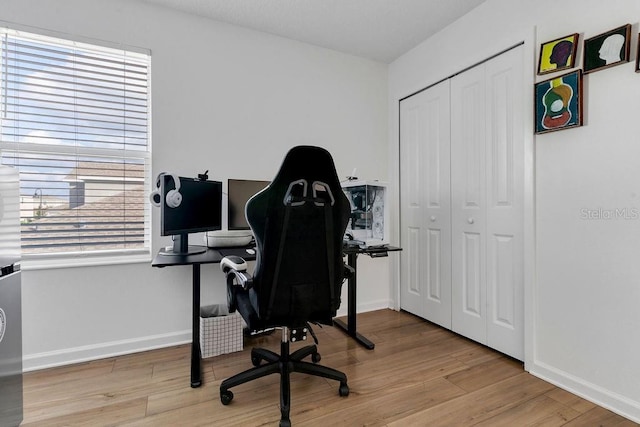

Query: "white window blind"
<box><xmin>0</xmin><ymin>28</ymin><xmax>151</xmax><ymax>258</ymax></box>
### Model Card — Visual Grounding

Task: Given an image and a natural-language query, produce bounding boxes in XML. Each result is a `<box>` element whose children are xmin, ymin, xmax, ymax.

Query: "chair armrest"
<box><xmin>228</xmin><ymin>270</ymin><xmax>253</xmax><ymax>290</ymax></box>
<box><xmin>220</xmin><ymin>255</ymin><xmax>247</xmax><ymax>273</ymax></box>
<box><xmin>221</xmin><ymin>255</ymin><xmax>254</xmax><ymax>314</ymax></box>
<box><xmin>221</xmin><ymin>255</ymin><xmax>253</xmax><ymax>290</ymax></box>
<box><xmin>343</xmin><ymin>263</ymin><xmax>355</xmax><ymax>279</ymax></box>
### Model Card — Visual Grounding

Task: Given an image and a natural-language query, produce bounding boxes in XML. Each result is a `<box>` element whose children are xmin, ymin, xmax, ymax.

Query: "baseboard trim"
<box><xmin>23</xmin><ymin>303</ymin><xmax>395</xmax><ymax>372</ymax></box>
<box><xmin>530</xmin><ymin>360</ymin><xmax>640</xmax><ymax>424</ymax></box>
<box><xmin>335</xmin><ymin>299</ymin><xmax>392</xmax><ymax>317</ymax></box>
<box><xmin>23</xmin><ymin>330</ymin><xmax>191</xmax><ymax>372</ymax></box>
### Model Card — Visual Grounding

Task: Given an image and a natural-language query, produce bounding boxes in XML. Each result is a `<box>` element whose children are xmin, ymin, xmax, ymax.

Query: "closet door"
<box><xmin>484</xmin><ymin>47</ymin><xmax>524</xmax><ymax>360</ymax></box>
<box><xmin>450</xmin><ymin>46</ymin><xmax>524</xmax><ymax>360</ymax></box>
<box><xmin>450</xmin><ymin>64</ymin><xmax>487</xmax><ymax>344</ymax></box>
<box><xmin>399</xmin><ymin>80</ymin><xmax>452</xmax><ymax>327</ymax></box>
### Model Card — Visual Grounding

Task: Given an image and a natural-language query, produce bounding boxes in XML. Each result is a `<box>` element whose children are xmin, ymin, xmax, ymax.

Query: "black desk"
<box><xmin>152</xmin><ymin>246</ymin><xmax>255</xmax><ymax>388</ymax></box>
<box><xmin>334</xmin><ymin>244</ymin><xmax>402</xmax><ymax>350</ymax></box>
<box><xmin>152</xmin><ymin>244</ymin><xmax>399</xmax><ymax>387</ymax></box>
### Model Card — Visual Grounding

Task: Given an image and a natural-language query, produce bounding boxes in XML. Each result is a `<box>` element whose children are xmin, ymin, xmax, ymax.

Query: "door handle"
<box><xmin>467</xmin><ymin>217</ymin><xmax>474</xmax><ymax>224</ymax></box>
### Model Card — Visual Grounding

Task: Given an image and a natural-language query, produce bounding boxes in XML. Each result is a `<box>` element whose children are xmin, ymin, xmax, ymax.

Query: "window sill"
<box><xmin>20</xmin><ymin>251</ymin><xmax>152</xmax><ymax>271</ymax></box>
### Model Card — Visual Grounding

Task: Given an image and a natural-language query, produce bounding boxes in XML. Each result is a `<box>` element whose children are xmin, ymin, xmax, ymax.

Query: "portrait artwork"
<box><xmin>538</xmin><ymin>34</ymin><xmax>578</xmax><ymax>75</ymax></box>
<box><xmin>583</xmin><ymin>24</ymin><xmax>631</xmax><ymax>73</ymax></box>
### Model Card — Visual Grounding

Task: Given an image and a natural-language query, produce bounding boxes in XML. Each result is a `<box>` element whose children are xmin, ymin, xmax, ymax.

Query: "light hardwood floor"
<box><xmin>22</xmin><ymin>310</ymin><xmax>637</xmax><ymax>426</ymax></box>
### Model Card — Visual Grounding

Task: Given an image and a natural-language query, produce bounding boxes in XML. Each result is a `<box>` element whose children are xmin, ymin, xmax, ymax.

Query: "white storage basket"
<box><xmin>199</xmin><ymin>311</ymin><xmax>243</xmax><ymax>358</ymax></box>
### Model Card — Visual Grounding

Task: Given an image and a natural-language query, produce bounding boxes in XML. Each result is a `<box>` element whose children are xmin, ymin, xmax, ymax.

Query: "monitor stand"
<box><xmin>159</xmin><ymin>234</ymin><xmax>206</xmax><ymax>256</ymax></box>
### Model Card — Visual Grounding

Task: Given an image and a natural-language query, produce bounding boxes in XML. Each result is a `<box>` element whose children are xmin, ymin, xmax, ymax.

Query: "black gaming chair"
<box><xmin>219</xmin><ymin>146</ymin><xmax>350</xmax><ymax>427</ymax></box>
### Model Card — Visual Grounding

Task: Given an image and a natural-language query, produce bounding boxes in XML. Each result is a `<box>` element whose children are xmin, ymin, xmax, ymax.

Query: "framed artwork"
<box><xmin>534</xmin><ymin>70</ymin><xmax>583</xmax><ymax>134</ymax></box>
<box><xmin>636</xmin><ymin>34</ymin><xmax>640</xmax><ymax>73</ymax></box>
<box><xmin>583</xmin><ymin>24</ymin><xmax>631</xmax><ymax>73</ymax></box>
<box><xmin>538</xmin><ymin>33</ymin><xmax>579</xmax><ymax>75</ymax></box>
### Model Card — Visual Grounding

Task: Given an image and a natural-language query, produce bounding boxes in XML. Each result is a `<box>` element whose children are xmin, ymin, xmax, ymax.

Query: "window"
<box><xmin>0</xmin><ymin>28</ymin><xmax>151</xmax><ymax>260</ymax></box>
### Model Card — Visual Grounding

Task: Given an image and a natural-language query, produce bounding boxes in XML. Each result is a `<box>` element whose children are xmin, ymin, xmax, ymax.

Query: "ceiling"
<box><xmin>137</xmin><ymin>0</ymin><xmax>486</xmax><ymax>63</ymax></box>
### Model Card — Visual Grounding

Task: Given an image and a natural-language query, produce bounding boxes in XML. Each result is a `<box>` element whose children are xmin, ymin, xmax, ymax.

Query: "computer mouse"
<box><xmin>246</xmin><ymin>248</ymin><xmax>256</xmax><ymax>255</ymax></box>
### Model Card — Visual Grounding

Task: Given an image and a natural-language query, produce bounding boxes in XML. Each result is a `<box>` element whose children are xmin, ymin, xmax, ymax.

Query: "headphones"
<box><xmin>150</xmin><ymin>173</ymin><xmax>182</xmax><ymax>208</ymax></box>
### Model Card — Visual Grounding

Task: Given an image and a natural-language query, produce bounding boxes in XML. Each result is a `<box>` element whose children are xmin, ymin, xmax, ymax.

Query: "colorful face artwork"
<box><xmin>539</xmin><ymin>35</ymin><xmax>577</xmax><ymax>74</ymax></box>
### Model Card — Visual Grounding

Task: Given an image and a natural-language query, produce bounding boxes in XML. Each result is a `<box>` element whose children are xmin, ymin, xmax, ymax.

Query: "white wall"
<box><xmin>390</xmin><ymin>0</ymin><xmax>640</xmax><ymax>422</ymax></box>
<box><xmin>8</xmin><ymin>0</ymin><xmax>640</xmax><ymax>421</ymax></box>
<box><xmin>0</xmin><ymin>0</ymin><xmax>390</xmax><ymax>369</ymax></box>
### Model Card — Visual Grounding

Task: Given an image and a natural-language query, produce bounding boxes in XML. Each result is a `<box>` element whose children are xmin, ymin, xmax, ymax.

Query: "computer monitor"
<box><xmin>227</xmin><ymin>179</ymin><xmax>270</xmax><ymax>230</ymax></box>
<box><xmin>160</xmin><ymin>176</ymin><xmax>222</xmax><ymax>255</ymax></box>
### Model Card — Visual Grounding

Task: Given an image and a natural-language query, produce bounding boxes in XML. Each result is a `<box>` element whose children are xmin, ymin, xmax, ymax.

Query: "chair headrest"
<box><xmin>271</xmin><ymin>146</ymin><xmax>341</xmax><ymax>190</ymax></box>
<box><xmin>283</xmin><ymin>180</ymin><xmax>335</xmax><ymax>207</ymax></box>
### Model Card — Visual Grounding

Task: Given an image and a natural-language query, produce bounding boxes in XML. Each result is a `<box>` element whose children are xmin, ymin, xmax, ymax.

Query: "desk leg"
<box><xmin>191</xmin><ymin>264</ymin><xmax>202</xmax><ymax>388</ymax></box>
<box><xmin>333</xmin><ymin>252</ymin><xmax>375</xmax><ymax>350</ymax></box>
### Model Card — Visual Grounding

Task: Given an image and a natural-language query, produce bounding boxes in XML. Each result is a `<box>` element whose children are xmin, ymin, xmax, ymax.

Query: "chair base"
<box><xmin>220</xmin><ymin>329</ymin><xmax>348</xmax><ymax>426</ymax></box>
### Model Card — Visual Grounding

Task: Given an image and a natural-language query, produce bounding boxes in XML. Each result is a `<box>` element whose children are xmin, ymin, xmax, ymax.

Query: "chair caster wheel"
<box><xmin>339</xmin><ymin>383</ymin><xmax>349</xmax><ymax>397</ymax></box>
<box><xmin>312</xmin><ymin>352</ymin><xmax>321</xmax><ymax>363</ymax></box>
<box><xmin>279</xmin><ymin>419</ymin><xmax>291</xmax><ymax>427</ymax></box>
<box><xmin>251</xmin><ymin>356</ymin><xmax>262</xmax><ymax>367</ymax></box>
<box><xmin>220</xmin><ymin>390</ymin><xmax>234</xmax><ymax>405</ymax></box>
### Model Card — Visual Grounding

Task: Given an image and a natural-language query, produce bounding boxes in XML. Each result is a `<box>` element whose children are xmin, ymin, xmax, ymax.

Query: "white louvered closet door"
<box><xmin>399</xmin><ymin>80</ymin><xmax>452</xmax><ymax>327</ymax></box>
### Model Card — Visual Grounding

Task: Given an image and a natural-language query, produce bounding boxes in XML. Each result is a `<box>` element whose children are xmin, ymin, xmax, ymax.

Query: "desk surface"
<box><xmin>342</xmin><ymin>244</ymin><xmax>402</xmax><ymax>256</ymax></box>
<box><xmin>151</xmin><ymin>246</ymin><xmax>257</xmax><ymax>268</ymax></box>
<box><xmin>151</xmin><ymin>247</ymin><xmax>222</xmax><ymax>267</ymax></box>
<box><xmin>152</xmin><ymin>244</ymin><xmax>400</xmax><ymax>267</ymax></box>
